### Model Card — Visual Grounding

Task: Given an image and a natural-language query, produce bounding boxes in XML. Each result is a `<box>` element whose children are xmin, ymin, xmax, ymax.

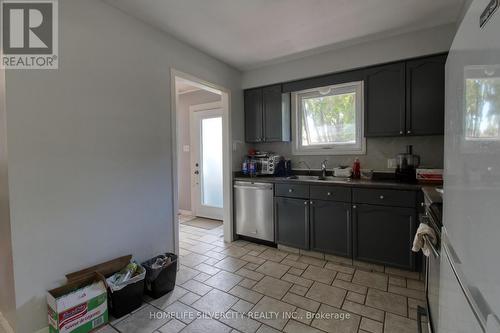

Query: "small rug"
<box><xmin>181</xmin><ymin>217</ymin><xmax>223</xmax><ymax>230</ymax></box>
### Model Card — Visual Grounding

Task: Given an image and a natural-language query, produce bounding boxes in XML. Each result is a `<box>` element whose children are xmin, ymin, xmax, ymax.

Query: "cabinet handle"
<box><xmin>379</xmin><ymin>195</ymin><xmax>384</xmax><ymax>199</ymax></box>
<box><xmin>310</xmin><ymin>201</ymin><xmax>313</xmax><ymax>205</ymax></box>
<box><xmin>304</xmin><ymin>201</ymin><xmax>308</xmax><ymax>205</ymax></box>
<box><xmin>289</xmin><ymin>189</ymin><xmax>294</xmax><ymax>193</ymax></box>
<box><xmin>327</xmin><ymin>192</ymin><xmax>332</xmax><ymax>196</ymax></box>
<box><xmin>399</xmin><ymin>131</ymin><xmax>403</xmax><ymax>135</ymax></box>
<box><xmin>407</xmin><ymin>130</ymin><xmax>412</xmax><ymax>134</ymax></box>
<box><xmin>352</xmin><ymin>205</ymin><xmax>357</xmax><ymax>209</ymax></box>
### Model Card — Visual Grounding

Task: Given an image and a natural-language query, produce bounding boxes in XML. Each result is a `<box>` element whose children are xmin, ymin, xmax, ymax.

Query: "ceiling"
<box><xmin>106</xmin><ymin>0</ymin><xmax>465</xmax><ymax>70</ymax></box>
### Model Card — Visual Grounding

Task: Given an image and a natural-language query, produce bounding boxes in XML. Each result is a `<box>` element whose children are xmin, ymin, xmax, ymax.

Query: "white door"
<box><xmin>190</xmin><ymin>107</ymin><xmax>223</xmax><ymax>220</ymax></box>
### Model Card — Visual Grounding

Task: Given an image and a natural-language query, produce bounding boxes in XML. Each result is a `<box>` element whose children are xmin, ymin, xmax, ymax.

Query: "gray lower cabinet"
<box><xmin>275</xmin><ymin>197</ymin><xmax>309</xmax><ymax>249</ymax></box>
<box><xmin>352</xmin><ymin>204</ymin><xmax>416</xmax><ymax>270</ymax></box>
<box><xmin>310</xmin><ymin>200</ymin><xmax>351</xmax><ymax>257</ymax></box>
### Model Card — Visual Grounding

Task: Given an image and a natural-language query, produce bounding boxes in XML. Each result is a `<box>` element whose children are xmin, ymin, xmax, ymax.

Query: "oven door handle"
<box><xmin>423</xmin><ymin>234</ymin><xmax>440</xmax><ymax>258</ymax></box>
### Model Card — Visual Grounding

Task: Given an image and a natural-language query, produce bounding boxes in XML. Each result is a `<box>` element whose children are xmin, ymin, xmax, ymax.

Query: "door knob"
<box><xmin>194</xmin><ymin>170</ymin><xmax>199</xmax><ymax>175</ymax></box>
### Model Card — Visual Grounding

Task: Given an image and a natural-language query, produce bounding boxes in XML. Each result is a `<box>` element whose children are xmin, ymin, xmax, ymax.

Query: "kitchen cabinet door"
<box><xmin>275</xmin><ymin>197</ymin><xmax>309</xmax><ymax>249</ymax></box>
<box><xmin>365</xmin><ymin>62</ymin><xmax>406</xmax><ymax>137</ymax></box>
<box><xmin>310</xmin><ymin>200</ymin><xmax>351</xmax><ymax>257</ymax></box>
<box><xmin>353</xmin><ymin>204</ymin><xmax>416</xmax><ymax>270</ymax></box>
<box><xmin>244</xmin><ymin>88</ymin><xmax>263</xmax><ymax>143</ymax></box>
<box><xmin>263</xmin><ymin>84</ymin><xmax>289</xmax><ymax>142</ymax></box>
<box><xmin>406</xmin><ymin>54</ymin><xmax>446</xmax><ymax>135</ymax></box>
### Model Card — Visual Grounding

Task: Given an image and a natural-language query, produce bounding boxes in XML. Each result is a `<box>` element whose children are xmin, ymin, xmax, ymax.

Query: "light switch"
<box><xmin>183</xmin><ymin>145</ymin><xmax>190</xmax><ymax>152</ymax></box>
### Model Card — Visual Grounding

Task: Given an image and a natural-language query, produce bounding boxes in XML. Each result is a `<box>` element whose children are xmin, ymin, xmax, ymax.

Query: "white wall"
<box><xmin>177</xmin><ymin>90</ymin><xmax>221</xmax><ymax>212</ymax></box>
<box><xmin>242</xmin><ymin>24</ymin><xmax>457</xmax><ymax>88</ymax></box>
<box><xmin>4</xmin><ymin>0</ymin><xmax>242</xmax><ymax>331</ymax></box>
<box><xmin>0</xmin><ymin>60</ymin><xmax>16</xmax><ymax>331</ymax></box>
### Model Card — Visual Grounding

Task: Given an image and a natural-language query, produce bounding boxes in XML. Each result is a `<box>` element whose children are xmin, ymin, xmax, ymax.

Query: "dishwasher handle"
<box><xmin>234</xmin><ymin>181</ymin><xmax>273</xmax><ymax>190</ymax></box>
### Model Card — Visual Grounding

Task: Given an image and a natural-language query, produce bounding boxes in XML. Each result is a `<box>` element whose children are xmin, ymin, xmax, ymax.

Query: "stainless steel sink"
<box><xmin>286</xmin><ymin>175</ymin><xmax>351</xmax><ymax>182</ymax></box>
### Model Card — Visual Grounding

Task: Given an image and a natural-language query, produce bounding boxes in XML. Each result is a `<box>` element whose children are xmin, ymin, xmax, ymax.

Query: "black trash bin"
<box><xmin>142</xmin><ymin>253</ymin><xmax>178</xmax><ymax>299</ymax></box>
<box><xmin>107</xmin><ymin>263</ymin><xmax>146</xmax><ymax>318</ymax></box>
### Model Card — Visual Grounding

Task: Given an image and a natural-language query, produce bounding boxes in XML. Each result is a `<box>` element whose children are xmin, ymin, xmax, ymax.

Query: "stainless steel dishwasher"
<box><xmin>234</xmin><ymin>181</ymin><xmax>274</xmax><ymax>242</ymax></box>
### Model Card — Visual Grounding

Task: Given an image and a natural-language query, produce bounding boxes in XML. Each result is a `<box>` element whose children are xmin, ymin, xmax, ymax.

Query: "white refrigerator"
<box><xmin>440</xmin><ymin>0</ymin><xmax>500</xmax><ymax>332</ymax></box>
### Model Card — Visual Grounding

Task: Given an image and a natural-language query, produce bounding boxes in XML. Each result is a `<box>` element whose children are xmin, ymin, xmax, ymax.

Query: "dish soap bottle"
<box><xmin>352</xmin><ymin>158</ymin><xmax>361</xmax><ymax>179</ymax></box>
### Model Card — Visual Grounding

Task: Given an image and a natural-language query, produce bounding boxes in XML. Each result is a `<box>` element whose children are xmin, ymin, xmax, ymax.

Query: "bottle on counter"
<box><xmin>352</xmin><ymin>158</ymin><xmax>361</xmax><ymax>179</ymax></box>
<box><xmin>242</xmin><ymin>159</ymin><xmax>248</xmax><ymax>175</ymax></box>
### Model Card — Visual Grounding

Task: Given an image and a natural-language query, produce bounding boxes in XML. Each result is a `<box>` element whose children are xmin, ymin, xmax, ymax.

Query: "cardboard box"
<box><xmin>47</xmin><ymin>274</ymin><xmax>108</xmax><ymax>333</ymax></box>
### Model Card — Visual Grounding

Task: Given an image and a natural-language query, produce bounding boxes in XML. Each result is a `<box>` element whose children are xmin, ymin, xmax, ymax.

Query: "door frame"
<box><xmin>170</xmin><ymin>69</ymin><xmax>234</xmax><ymax>257</ymax></box>
<box><xmin>189</xmin><ymin>102</ymin><xmax>223</xmax><ymax>220</ymax></box>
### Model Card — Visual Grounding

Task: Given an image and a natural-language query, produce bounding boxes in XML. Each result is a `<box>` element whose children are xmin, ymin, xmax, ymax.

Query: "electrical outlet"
<box><xmin>387</xmin><ymin>158</ymin><xmax>397</xmax><ymax>169</ymax></box>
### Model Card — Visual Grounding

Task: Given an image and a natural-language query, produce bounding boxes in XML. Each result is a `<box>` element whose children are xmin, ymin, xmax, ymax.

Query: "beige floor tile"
<box><xmin>281</xmin><ymin>273</ymin><xmax>313</xmax><ymax>288</ymax></box>
<box><xmin>324</xmin><ymin>262</ymin><xmax>355</xmax><ymax>274</ymax></box>
<box><xmin>236</xmin><ymin>267</ymin><xmax>265</xmax><ymax>281</ymax></box>
<box><xmin>204</xmin><ymin>257</ymin><xmax>221</xmax><ymax>266</ymax></box>
<box><xmin>179</xmin><ymin>292</ymin><xmax>201</xmax><ymax>305</ymax></box>
<box><xmin>241</xmin><ymin>254</ymin><xmax>267</xmax><ymax>265</ymax></box>
<box><xmin>384</xmin><ymin>267</ymin><xmax>420</xmax><ymax>280</ymax></box>
<box><xmin>282</xmin><ymin>292</ymin><xmax>320</xmax><ymax>312</ymax></box>
<box><xmin>222</xmin><ymin>246</ymin><xmax>251</xmax><ymax>258</ymax></box>
<box><xmin>205</xmin><ymin>250</ymin><xmax>227</xmax><ymax>260</ymax></box>
<box><xmin>287</xmin><ymin>267</ymin><xmax>304</xmax><ymax>276</ymax></box>
<box><xmin>256</xmin><ymin>325</ymin><xmax>281</xmax><ymax>333</ymax></box>
<box><xmin>365</xmin><ymin>288</ymin><xmax>407</xmax><ymax>316</ymax></box>
<box><xmin>229</xmin><ymin>285</ymin><xmax>264</xmax><ymax>303</ymax></box>
<box><xmin>232</xmin><ymin>299</ymin><xmax>255</xmax><ymax>314</ymax></box>
<box><xmin>408</xmin><ymin>298</ymin><xmax>426</xmax><ymax>309</ymax></box>
<box><xmin>181</xmin><ymin>279</ymin><xmax>213</xmax><ymax>296</ymax></box>
<box><xmin>250</xmin><ymin>296</ymin><xmax>296</xmax><ymax>330</ymax></box>
<box><xmin>284</xmin><ymin>253</ymin><xmax>300</xmax><ymax>261</ymax></box>
<box><xmin>336</xmin><ymin>272</ymin><xmax>353</xmax><ymax>282</ymax></box>
<box><xmin>94</xmin><ymin>325</ymin><xmax>119</xmax><ymax>333</ymax></box>
<box><xmin>388</xmin><ymin>276</ymin><xmax>406</xmax><ymax>287</ymax></box>
<box><xmin>360</xmin><ymin>317</ymin><xmax>383</xmax><ymax>333</ymax></box>
<box><xmin>219</xmin><ymin>311</ymin><xmax>262</xmax><ymax>333</ymax></box>
<box><xmin>163</xmin><ymin>301</ymin><xmax>200</xmax><ymax>324</ymax></box>
<box><xmin>215</xmin><ymin>257</ymin><xmax>248</xmax><ymax>272</ymax></box>
<box><xmin>255</xmin><ymin>261</ymin><xmax>290</xmax><ymax>278</ymax></box>
<box><xmin>294</xmin><ymin>308</ymin><xmax>314</xmax><ymax>325</ymax></box>
<box><xmin>182</xmin><ymin>317</ymin><xmax>232</xmax><ymax>333</ymax></box>
<box><xmin>187</xmin><ymin>243</ymin><xmax>218</xmax><ymax>254</ymax></box>
<box><xmin>346</xmin><ymin>291</ymin><xmax>366</xmax><ymax>304</ymax></box>
<box><xmin>352</xmin><ymin>270</ymin><xmax>388</xmax><ymax>291</ymax></box>
<box><xmin>194</xmin><ymin>263</ymin><xmax>221</xmax><ymax>275</ymax></box>
<box><xmin>310</xmin><ymin>304</ymin><xmax>361</xmax><ymax>333</ymax></box>
<box><xmin>278</xmin><ymin>244</ymin><xmax>300</xmax><ymax>254</ymax></box>
<box><xmin>298</xmin><ymin>255</ymin><xmax>326</xmax><ymax>267</ymax></box>
<box><xmin>252</xmin><ymin>276</ymin><xmax>292</xmax><ymax>299</ymax></box>
<box><xmin>192</xmin><ymin>272</ymin><xmax>211</xmax><ymax>282</ymax></box>
<box><xmin>341</xmin><ymin>300</ymin><xmax>385</xmax><ymax>322</ymax></box>
<box><xmin>248</xmin><ymin>250</ymin><xmax>263</xmax><ymax>256</ymax></box>
<box><xmin>305</xmin><ymin>282</ymin><xmax>346</xmax><ymax>308</ymax></box>
<box><xmin>384</xmin><ymin>313</ymin><xmax>419</xmax><ymax>333</ymax></box>
<box><xmin>289</xmin><ymin>284</ymin><xmax>309</xmax><ymax>296</ymax></box>
<box><xmin>258</xmin><ymin>248</ymin><xmax>289</xmax><ymax>262</ymax></box>
<box><xmin>244</xmin><ymin>262</ymin><xmax>261</xmax><ymax>271</ymax></box>
<box><xmin>157</xmin><ymin>318</ymin><xmax>186</xmax><ymax>333</ymax></box>
<box><xmin>232</xmin><ymin>239</ymin><xmax>250</xmax><ymax>247</ymax></box>
<box><xmin>176</xmin><ymin>266</ymin><xmax>201</xmax><ymax>284</ymax></box>
<box><xmin>299</xmin><ymin>250</ymin><xmax>325</xmax><ymax>259</ymax></box>
<box><xmin>281</xmin><ymin>259</ymin><xmax>308</xmax><ymax>270</ymax></box>
<box><xmin>388</xmin><ymin>285</ymin><xmax>425</xmax><ymax>300</ymax></box>
<box><xmin>239</xmin><ymin>278</ymin><xmax>258</xmax><ymax>289</ymax></box>
<box><xmin>283</xmin><ymin>320</ymin><xmax>324</xmax><ymax>333</ymax></box>
<box><xmin>406</xmin><ymin>279</ymin><xmax>425</xmax><ymax>291</ymax></box>
<box><xmin>204</xmin><ymin>270</ymin><xmax>243</xmax><ymax>291</ymax></box>
<box><xmin>114</xmin><ymin>305</ymin><xmax>169</xmax><ymax>333</ymax></box>
<box><xmin>192</xmin><ymin>289</ymin><xmax>238</xmax><ymax>313</ymax></box>
<box><xmin>325</xmin><ymin>254</ymin><xmax>353</xmax><ymax>266</ymax></box>
<box><xmin>150</xmin><ymin>286</ymin><xmax>189</xmax><ymax>309</ymax></box>
<box><xmin>302</xmin><ymin>265</ymin><xmax>336</xmax><ymax>284</ymax></box>
<box><xmin>332</xmin><ymin>279</ymin><xmax>368</xmax><ymax>294</ymax></box>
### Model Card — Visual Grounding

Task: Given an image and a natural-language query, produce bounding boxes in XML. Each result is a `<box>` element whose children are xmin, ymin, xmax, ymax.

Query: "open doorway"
<box><xmin>171</xmin><ymin>70</ymin><xmax>233</xmax><ymax>256</ymax></box>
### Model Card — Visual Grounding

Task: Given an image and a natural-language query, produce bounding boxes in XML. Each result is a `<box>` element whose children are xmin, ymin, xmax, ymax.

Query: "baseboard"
<box><xmin>178</xmin><ymin>209</ymin><xmax>193</xmax><ymax>216</ymax></box>
<box><xmin>0</xmin><ymin>313</ymin><xmax>14</xmax><ymax>333</ymax></box>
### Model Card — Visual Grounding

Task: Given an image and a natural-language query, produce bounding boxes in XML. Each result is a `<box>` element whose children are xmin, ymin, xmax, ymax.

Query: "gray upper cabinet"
<box><xmin>275</xmin><ymin>197</ymin><xmax>309</xmax><ymax>249</ymax></box>
<box><xmin>310</xmin><ymin>200</ymin><xmax>351</xmax><ymax>257</ymax></box>
<box><xmin>244</xmin><ymin>88</ymin><xmax>263</xmax><ymax>143</ymax></box>
<box><xmin>244</xmin><ymin>84</ymin><xmax>290</xmax><ymax>143</ymax></box>
<box><xmin>406</xmin><ymin>54</ymin><xmax>446</xmax><ymax>136</ymax></box>
<box><xmin>364</xmin><ymin>63</ymin><xmax>406</xmax><ymax>137</ymax></box>
<box><xmin>352</xmin><ymin>204</ymin><xmax>416</xmax><ymax>270</ymax></box>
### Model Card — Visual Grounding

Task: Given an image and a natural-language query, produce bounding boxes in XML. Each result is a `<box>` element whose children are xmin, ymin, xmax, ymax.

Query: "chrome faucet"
<box><xmin>321</xmin><ymin>160</ymin><xmax>328</xmax><ymax>178</ymax></box>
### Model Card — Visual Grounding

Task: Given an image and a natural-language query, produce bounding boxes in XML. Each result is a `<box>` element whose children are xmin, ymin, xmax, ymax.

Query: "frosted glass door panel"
<box><xmin>201</xmin><ymin>117</ymin><xmax>223</xmax><ymax>208</ymax></box>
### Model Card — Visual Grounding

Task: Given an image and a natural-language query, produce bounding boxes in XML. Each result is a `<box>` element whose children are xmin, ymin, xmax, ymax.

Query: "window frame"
<box><xmin>291</xmin><ymin>81</ymin><xmax>366</xmax><ymax>155</ymax></box>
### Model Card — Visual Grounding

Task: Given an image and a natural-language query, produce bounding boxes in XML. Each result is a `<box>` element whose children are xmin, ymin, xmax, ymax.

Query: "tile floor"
<box><xmin>98</xmin><ymin>220</ymin><xmax>427</xmax><ymax>333</ymax></box>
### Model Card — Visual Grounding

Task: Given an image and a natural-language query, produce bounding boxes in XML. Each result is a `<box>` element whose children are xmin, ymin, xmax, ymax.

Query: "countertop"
<box><xmin>234</xmin><ymin>175</ymin><xmax>435</xmax><ymax>191</ymax></box>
